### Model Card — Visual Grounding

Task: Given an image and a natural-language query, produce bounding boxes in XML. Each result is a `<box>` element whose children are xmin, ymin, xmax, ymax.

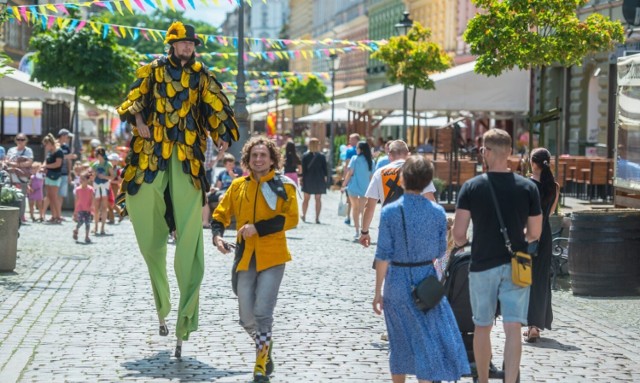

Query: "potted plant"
<box><xmin>0</xmin><ymin>183</ymin><xmax>24</xmax><ymax>207</ymax></box>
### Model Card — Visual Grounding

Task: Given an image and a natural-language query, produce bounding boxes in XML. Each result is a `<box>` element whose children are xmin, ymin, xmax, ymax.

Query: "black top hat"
<box><xmin>164</xmin><ymin>21</ymin><xmax>202</xmax><ymax>46</ymax></box>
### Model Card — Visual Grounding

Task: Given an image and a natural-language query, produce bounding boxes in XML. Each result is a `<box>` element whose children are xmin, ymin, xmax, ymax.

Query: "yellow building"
<box><xmin>405</xmin><ymin>0</ymin><xmax>457</xmax><ymax>54</ymax></box>
<box><xmin>288</xmin><ymin>0</ymin><xmax>314</xmax><ymax>76</ymax></box>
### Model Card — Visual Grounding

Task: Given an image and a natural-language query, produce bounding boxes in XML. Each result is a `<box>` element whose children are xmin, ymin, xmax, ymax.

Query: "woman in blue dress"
<box><xmin>341</xmin><ymin>141</ymin><xmax>373</xmax><ymax>239</ymax></box>
<box><xmin>373</xmin><ymin>155</ymin><xmax>469</xmax><ymax>383</ymax></box>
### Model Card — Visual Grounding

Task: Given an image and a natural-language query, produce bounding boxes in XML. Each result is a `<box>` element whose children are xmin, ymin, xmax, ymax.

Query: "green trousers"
<box><xmin>126</xmin><ymin>151</ymin><xmax>204</xmax><ymax>341</ymax></box>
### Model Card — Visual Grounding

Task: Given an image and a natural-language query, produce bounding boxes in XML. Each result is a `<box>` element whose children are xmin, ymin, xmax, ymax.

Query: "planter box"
<box><xmin>0</xmin><ymin>206</ymin><xmax>20</xmax><ymax>272</ymax></box>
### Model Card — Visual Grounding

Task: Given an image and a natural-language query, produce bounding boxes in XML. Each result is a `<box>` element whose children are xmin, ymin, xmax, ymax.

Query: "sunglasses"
<box><xmin>15</xmin><ymin>138</ymin><xmax>26</xmax><ymax>142</ymax></box>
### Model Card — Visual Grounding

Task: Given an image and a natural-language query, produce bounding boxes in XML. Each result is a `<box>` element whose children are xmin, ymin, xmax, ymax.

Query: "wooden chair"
<box><xmin>586</xmin><ymin>159</ymin><xmax>610</xmax><ymax>201</ymax></box>
<box><xmin>561</xmin><ymin>157</ymin><xmax>577</xmax><ymax>196</ymax></box>
<box><xmin>572</xmin><ymin>157</ymin><xmax>592</xmax><ymax>199</ymax></box>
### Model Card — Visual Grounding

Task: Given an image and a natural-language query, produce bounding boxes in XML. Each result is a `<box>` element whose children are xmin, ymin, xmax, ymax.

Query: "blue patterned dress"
<box><xmin>375</xmin><ymin>194</ymin><xmax>470</xmax><ymax>381</ymax></box>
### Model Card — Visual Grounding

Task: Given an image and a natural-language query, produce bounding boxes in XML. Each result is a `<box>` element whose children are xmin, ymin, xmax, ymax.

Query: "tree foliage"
<box><xmin>464</xmin><ymin>0</ymin><xmax>625</xmax><ymax>76</ymax></box>
<box><xmin>371</xmin><ymin>22</ymin><xmax>451</xmax><ymax>90</ymax></box>
<box><xmin>0</xmin><ymin>7</ymin><xmax>12</xmax><ymax>79</ymax></box>
<box><xmin>280</xmin><ymin>75</ymin><xmax>328</xmax><ymax>107</ymax></box>
<box><xmin>30</xmin><ymin>26</ymin><xmax>139</xmax><ymax>106</ymax></box>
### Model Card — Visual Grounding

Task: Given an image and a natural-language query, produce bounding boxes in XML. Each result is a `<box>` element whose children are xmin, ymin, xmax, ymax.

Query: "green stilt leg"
<box><xmin>126</xmin><ymin>151</ymin><xmax>205</xmax><ymax>340</ymax></box>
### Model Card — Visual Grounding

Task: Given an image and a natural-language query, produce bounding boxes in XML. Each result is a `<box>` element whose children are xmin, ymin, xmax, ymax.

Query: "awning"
<box><xmin>376</xmin><ymin>115</ymin><xmax>450</xmax><ymax>127</ymax></box>
<box><xmin>297</xmin><ymin>108</ymin><xmax>349</xmax><ymax>122</ymax></box>
<box><xmin>347</xmin><ymin>61</ymin><xmax>530</xmax><ymax>113</ymax></box>
<box><xmin>0</xmin><ymin>70</ymin><xmax>50</xmax><ymax>100</ymax></box>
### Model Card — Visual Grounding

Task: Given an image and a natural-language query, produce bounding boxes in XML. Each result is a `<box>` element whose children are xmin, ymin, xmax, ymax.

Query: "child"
<box><xmin>27</xmin><ymin>162</ymin><xmax>45</xmax><ymax>222</ymax></box>
<box><xmin>73</xmin><ymin>171</ymin><xmax>94</xmax><ymax>243</ymax></box>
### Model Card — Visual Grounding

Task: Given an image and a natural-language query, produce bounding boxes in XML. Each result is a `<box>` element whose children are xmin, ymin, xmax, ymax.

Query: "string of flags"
<box><xmin>5</xmin><ymin>6</ymin><xmax>386</xmax><ymax>49</ymax></box>
<box><xmin>219</xmin><ymin>73</ymin><xmax>330</xmax><ymax>92</ymax></box>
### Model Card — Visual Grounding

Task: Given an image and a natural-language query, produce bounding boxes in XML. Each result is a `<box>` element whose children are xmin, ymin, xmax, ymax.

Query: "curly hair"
<box><xmin>240</xmin><ymin>136</ymin><xmax>282</xmax><ymax>172</ymax></box>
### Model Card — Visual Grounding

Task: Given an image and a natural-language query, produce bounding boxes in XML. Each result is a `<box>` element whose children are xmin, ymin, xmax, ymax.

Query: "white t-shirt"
<box><xmin>364</xmin><ymin>159</ymin><xmax>436</xmax><ymax>205</ymax></box>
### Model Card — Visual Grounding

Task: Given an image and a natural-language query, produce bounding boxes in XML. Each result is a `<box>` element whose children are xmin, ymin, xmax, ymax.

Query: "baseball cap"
<box><xmin>107</xmin><ymin>153</ymin><xmax>121</xmax><ymax>161</ymax></box>
<box><xmin>58</xmin><ymin>129</ymin><xmax>73</xmax><ymax>137</ymax></box>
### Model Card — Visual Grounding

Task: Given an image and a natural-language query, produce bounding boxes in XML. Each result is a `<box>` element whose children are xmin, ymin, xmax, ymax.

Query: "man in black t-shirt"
<box><xmin>453</xmin><ymin>129</ymin><xmax>542</xmax><ymax>383</ymax></box>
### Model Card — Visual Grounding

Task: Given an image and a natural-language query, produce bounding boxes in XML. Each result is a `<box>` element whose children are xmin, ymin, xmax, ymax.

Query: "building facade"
<box><xmin>365</xmin><ymin>0</ymin><xmax>405</xmax><ymax>91</ymax></box>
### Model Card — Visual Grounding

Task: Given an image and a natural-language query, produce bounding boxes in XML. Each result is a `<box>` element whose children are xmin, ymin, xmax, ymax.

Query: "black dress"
<box><xmin>527</xmin><ymin>179</ymin><xmax>554</xmax><ymax>330</ymax></box>
<box><xmin>301</xmin><ymin>151</ymin><xmax>327</xmax><ymax>195</ymax></box>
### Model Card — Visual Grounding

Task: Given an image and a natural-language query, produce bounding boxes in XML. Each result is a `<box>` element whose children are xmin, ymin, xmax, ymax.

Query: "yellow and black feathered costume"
<box><xmin>117</xmin><ymin>54</ymin><xmax>239</xmax><ymax>200</ymax></box>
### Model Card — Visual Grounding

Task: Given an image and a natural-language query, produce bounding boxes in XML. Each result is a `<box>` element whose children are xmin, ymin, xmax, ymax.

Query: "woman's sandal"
<box><xmin>525</xmin><ymin>326</ymin><xmax>540</xmax><ymax>343</ymax></box>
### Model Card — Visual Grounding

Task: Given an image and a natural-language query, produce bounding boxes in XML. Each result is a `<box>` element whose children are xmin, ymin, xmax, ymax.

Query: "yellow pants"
<box><xmin>126</xmin><ymin>151</ymin><xmax>204</xmax><ymax>340</ymax></box>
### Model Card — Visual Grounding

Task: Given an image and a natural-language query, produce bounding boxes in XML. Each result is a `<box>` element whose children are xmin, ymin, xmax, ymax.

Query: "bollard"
<box><xmin>0</xmin><ymin>206</ymin><xmax>20</xmax><ymax>272</ymax></box>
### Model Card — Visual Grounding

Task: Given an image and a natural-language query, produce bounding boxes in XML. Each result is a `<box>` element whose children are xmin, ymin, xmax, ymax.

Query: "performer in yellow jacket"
<box><xmin>116</xmin><ymin>21</ymin><xmax>239</xmax><ymax>358</ymax></box>
<box><xmin>211</xmin><ymin>137</ymin><xmax>298</xmax><ymax>383</ymax></box>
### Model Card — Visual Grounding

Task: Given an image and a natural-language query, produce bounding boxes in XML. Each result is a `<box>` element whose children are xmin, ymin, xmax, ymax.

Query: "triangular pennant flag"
<box><xmin>46</xmin><ymin>3</ymin><xmax>57</xmax><ymax>12</ymax></box>
<box><xmin>176</xmin><ymin>0</ymin><xmax>186</xmax><ymax>9</ymax></box>
<box><xmin>119</xmin><ymin>26</ymin><xmax>127</xmax><ymax>38</ymax></box>
<box><xmin>76</xmin><ymin>20</ymin><xmax>86</xmax><ymax>32</ymax></box>
<box><xmin>123</xmin><ymin>0</ymin><xmax>134</xmax><ymax>14</ymax></box>
<box><xmin>133</xmin><ymin>28</ymin><xmax>140</xmax><ymax>40</ymax></box>
<box><xmin>112</xmin><ymin>25</ymin><xmax>122</xmax><ymax>38</ymax></box>
<box><xmin>133</xmin><ymin>0</ymin><xmax>146</xmax><ymax>11</ymax></box>
<box><xmin>68</xmin><ymin>19</ymin><xmax>79</xmax><ymax>32</ymax></box>
<box><xmin>40</xmin><ymin>15</ymin><xmax>47</xmax><ymax>30</ymax></box>
<box><xmin>141</xmin><ymin>30</ymin><xmax>150</xmax><ymax>40</ymax></box>
<box><xmin>38</xmin><ymin>5</ymin><xmax>48</xmax><ymax>15</ymax></box>
<box><xmin>156</xmin><ymin>0</ymin><xmax>166</xmax><ymax>10</ymax></box>
<box><xmin>187</xmin><ymin>0</ymin><xmax>195</xmax><ymax>8</ymax></box>
<box><xmin>56</xmin><ymin>4</ymin><xmax>70</xmax><ymax>14</ymax></box>
<box><xmin>144</xmin><ymin>0</ymin><xmax>156</xmax><ymax>9</ymax></box>
<box><xmin>89</xmin><ymin>21</ymin><xmax>100</xmax><ymax>34</ymax></box>
<box><xmin>104</xmin><ymin>2</ymin><xmax>115</xmax><ymax>14</ymax></box>
<box><xmin>103</xmin><ymin>24</ymin><xmax>110</xmax><ymax>39</ymax></box>
<box><xmin>114</xmin><ymin>1</ymin><xmax>124</xmax><ymax>15</ymax></box>
<box><xmin>11</xmin><ymin>7</ymin><xmax>22</xmax><ymax>22</ymax></box>
<box><xmin>46</xmin><ymin>16</ymin><xmax>55</xmax><ymax>30</ymax></box>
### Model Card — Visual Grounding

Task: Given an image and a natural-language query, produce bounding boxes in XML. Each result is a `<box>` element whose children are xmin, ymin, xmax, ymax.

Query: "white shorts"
<box><xmin>94</xmin><ymin>183</ymin><xmax>111</xmax><ymax>198</ymax></box>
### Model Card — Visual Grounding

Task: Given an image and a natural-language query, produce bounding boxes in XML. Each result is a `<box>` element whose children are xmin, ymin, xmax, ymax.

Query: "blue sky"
<box><xmin>183</xmin><ymin>1</ymin><xmax>236</xmax><ymax>28</ymax></box>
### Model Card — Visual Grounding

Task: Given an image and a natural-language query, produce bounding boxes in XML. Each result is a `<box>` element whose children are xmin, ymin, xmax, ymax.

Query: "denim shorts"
<box><xmin>469</xmin><ymin>263</ymin><xmax>530</xmax><ymax>326</ymax></box>
<box><xmin>44</xmin><ymin>177</ymin><xmax>62</xmax><ymax>187</ymax></box>
<box><xmin>58</xmin><ymin>175</ymin><xmax>69</xmax><ymax>197</ymax></box>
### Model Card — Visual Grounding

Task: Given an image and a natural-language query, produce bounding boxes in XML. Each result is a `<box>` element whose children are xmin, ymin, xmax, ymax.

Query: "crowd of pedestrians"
<box><xmin>0</xmin><ymin>129</ymin><xmax>125</xmax><ymax>243</ymax></box>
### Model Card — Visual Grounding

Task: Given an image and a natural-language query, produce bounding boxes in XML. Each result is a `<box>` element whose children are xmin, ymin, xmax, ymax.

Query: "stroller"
<box><xmin>442</xmin><ymin>245</ymin><xmax>520</xmax><ymax>383</ymax></box>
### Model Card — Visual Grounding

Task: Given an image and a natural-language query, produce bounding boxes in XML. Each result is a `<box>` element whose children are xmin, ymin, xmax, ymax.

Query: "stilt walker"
<box><xmin>116</xmin><ymin>21</ymin><xmax>239</xmax><ymax>357</ymax></box>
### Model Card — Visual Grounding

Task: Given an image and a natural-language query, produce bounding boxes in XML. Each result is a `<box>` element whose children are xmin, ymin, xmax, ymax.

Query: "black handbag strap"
<box><xmin>399</xmin><ymin>205</ymin><xmax>434</xmax><ymax>285</ymax></box>
<box><xmin>483</xmin><ymin>173</ymin><xmax>513</xmax><ymax>255</ymax></box>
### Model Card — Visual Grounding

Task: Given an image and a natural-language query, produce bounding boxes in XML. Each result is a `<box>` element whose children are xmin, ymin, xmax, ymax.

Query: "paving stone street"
<box><xmin>1</xmin><ymin>191</ymin><xmax>639</xmax><ymax>382</ymax></box>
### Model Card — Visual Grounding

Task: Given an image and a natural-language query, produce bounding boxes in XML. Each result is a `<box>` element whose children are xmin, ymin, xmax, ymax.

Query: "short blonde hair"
<box><xmin>483</xmin><ymin>129</ymin><xmax>511</xmax><ymax>156</ymax></box>
<box><xmin>308</xmin><ymin>138</ymin><xmax>320</xmax><ymax>152</ymax></box>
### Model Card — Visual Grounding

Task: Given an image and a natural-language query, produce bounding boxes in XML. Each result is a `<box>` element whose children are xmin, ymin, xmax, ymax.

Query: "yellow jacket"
<box><xmin>213</xmin><ymin>169</ymin><xmax>298</xmax><ymax>272</ymax></box>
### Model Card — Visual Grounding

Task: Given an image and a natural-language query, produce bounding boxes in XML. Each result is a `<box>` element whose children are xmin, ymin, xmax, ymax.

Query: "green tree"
<box><xmin>464</xmin><ymin>0</ymin><xmax>624</xmax><ymax>149</ymax></box>
<box><xmin>281</xmin><ymin>75</ymin><xmax>328</xmax><ymax>135</ymax></box>
<box><xmin>102</xmin><ymin>10</ymin><xmax>236</xmax><ymax>83</ymax></box>
<box><xmin>464</xmin><ymin>0</ymin><xmax>624</xmax><ymax>76</ymax></box>
<box><xmin>372</xmin><ymin>22</ymin><xmax>451</xmax><ymax>128</ymax></box>
<box><xmin>30</xmin><ymin>25</ymin><xmax>139</xmax><ymax>143</ymax></box>
<box><xmin>0</xmin><ymin>6</ymin><xmax>12</xmax><ymax>79</ymax></box>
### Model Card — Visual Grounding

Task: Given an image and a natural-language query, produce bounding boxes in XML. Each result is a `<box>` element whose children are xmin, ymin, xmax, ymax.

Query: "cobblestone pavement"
<box><xmin>0</xmin><ymin>192</ymin><xmax>639</xmax><ymax>382</ymax></box>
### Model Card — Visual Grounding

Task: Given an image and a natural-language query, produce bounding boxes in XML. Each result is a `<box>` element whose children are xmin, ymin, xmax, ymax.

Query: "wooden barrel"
<box><xmin>568</xmin><ymin>209</ymin><xmax>640</xmax><ymax>296</ymax></box>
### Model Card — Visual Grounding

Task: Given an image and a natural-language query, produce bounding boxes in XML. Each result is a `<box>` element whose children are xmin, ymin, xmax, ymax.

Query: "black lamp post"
<box><xmin>230</xmin><ymin>1</ymin><xmax>249</xmax><ymax>159</ymax></box>
<box><xmin>394</xmin><ymin>10</ymin><xmax>413</xmax><ymax>142</ymax></box>
<box><xmin>328</xmin><ymin>53</ymin><xmax>340</xmax><ymax>188</ymax></box>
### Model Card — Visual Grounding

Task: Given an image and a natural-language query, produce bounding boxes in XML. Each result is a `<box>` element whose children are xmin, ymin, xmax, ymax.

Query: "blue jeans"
<box><xmin>469</xmin><ymin>263</ymin><xmax>530</xmax><ymax>326</ymax></box>
<box><xmin>237</xmin><ymin>256</ymin><xmax>285</xmax><ymax>334</ymax></box>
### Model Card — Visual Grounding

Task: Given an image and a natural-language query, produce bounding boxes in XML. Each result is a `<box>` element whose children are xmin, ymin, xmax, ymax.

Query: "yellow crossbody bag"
<box><xmin>511</xmin><ymin>251</ymin><xmax>532</xmax><ymax>287</ymax></box>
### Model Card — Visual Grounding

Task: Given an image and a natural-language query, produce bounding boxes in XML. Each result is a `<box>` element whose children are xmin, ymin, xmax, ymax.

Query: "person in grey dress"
<box><xmin>373</xmin><ymin>155</ymin><xmax>469</xmax><ymax>383</ymax></box>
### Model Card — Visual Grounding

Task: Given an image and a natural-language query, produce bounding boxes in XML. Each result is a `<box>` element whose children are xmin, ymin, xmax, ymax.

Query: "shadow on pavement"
<box><xmin>525</xmin><ymin>338</ymin><xmax>581</xmax><ymax>352</ymax></box>
<box><xmin>121</xmin><ymin>350</ymin><xmax>245</xmax><ymax>382</ymax></box>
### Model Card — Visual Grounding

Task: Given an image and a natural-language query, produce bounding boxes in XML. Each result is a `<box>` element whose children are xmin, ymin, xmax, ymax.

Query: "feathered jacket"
<box><xmin>116</xmin><ymin>54</ymin><xmax>239</xmax><ymax>199</ymax></box>
<box><xmin>211</xmin><ymin>169</ymin><xmax>299</xmax><ymax>272</ymax></box>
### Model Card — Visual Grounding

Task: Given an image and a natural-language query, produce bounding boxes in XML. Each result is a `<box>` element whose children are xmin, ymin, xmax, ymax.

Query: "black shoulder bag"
<box><xmin>393</xmin><ymin>206</ymin><xmax>445</xmax><ymax>312</ymax></box>
<box><xmin>483</xmin><ymin>174</ymin><xmax>532</xmax><ymax>288</ymax></box>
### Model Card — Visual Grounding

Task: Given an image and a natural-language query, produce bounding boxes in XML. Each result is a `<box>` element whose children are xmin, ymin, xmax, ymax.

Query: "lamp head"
<box><xmin>395</xmin><ymin>11</ymin><xmax>413</xmax><ymax>36</ymax></box>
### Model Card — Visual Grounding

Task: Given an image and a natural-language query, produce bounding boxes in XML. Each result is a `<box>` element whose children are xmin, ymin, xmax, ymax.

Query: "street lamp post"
<box><xmin>328</xmin><ymin>53</ymin><xmax>340</xmax><ymax>188</ymax></box>
<box><xmin>230</xmin><ymin>1</ymin><xmax>249</xmax><ymax>159</ymax></box>
<box><xmin>395</xmin><ymin>11</ymin><xmax>413</xmax><ymax>142</ymax></box>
